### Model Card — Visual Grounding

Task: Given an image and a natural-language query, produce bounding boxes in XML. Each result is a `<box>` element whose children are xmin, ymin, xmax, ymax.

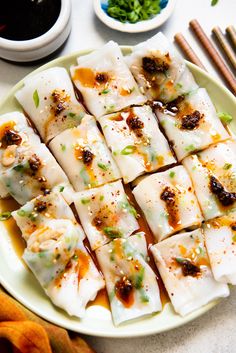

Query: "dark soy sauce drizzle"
<box><xmin>0</xmin><ymin>0</ymin><xmax>61</xmax><ymax>41</ymax></box>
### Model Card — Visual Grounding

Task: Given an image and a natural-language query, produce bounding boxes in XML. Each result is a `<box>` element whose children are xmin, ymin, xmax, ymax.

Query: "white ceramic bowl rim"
<box><xmin>93</xmin><ymin>0</ymin><xmax>176</xmax><ymax>33</ymax></box>
<box><xmin>0</xmin><ymin>0</ymin><xmax>71</xmax><ymax>52</ymax></box>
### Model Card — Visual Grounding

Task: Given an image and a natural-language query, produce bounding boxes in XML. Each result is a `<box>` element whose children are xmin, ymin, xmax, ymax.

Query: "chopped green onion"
<box><xmin>120</xmin><ymin>201</ymin><xmax>138</xmax><ymax>218</ymax></box>
<box><xmin>81</xmin><ymin>198</ymin><xmax>90</xmax><ymax>205</ymax></box>
<box><xmin>80</xmin><ymin>168</ymin><xmax>90</xmax><ymax>186</ymax></box>
<box><xmin>197</xmin><ymin>246</ymin><xmax>205</xmax><ymax>256</ymax></box>
<box><xmin>0</xmin><ymin>211</ymin><xmax>11</xmax><ymax>221</ymax></box>
<box><xmin>59</xmin><ymin>186</ymin><xmax>64</xmax><ymax>192</ymax></box>
<box><xmin>13</xmin><ymin>164</ymin><xmax>25</xmax><ymax>172</ymax></box>
<box><xmin>218</xmin><ymin>112</ymin><xmax>233</xmax><ymax>124</ymax></box>
<box><xmin>99</xmin><ymin>195</ymin><xmax>104</xmax><ymax>201</ymax></box>
<box><xmin>106</xmin><ymin>104</ymin><xmax>115</xmax><ymax>113</ymax></box>
<box><xmin>169</xmin><ymin>171</ymin><xmax>175</xmax><ymax>178</ymax></box>
<box><xmin>121</xmin><ymin>145</ymin><xmax>136</xmax><ymax>155</ymax></box>
<box><xmin>101</xmin><ymin>89</ymin><xmax>110</xmax><ymax>95</ymax></box>
<box><xmin>184</xmin><ymin>144</ymin><xmax>195</xmax><ymax>152</ymax></box>
<box><xmin>29</xmin><ymin>212</ymin><xmax>38</xmax><ymax>221</ymax></box>
<box><xmin>223</xmin><ymin>163</ymin><xmax>232</xmax><ymax>170</ymax></box>
<box><xmin>103</xmin><ymin>226</ymin><xmax>122</xmax><ymax>239</ymax></box>
<box><xmin>107</xmin><ymin>0</ymin><xmax>161</xmax><ymax>24</ymax></box>
<box><xmin>17</xmin><ymin>209</ymin><xmax>27</xmax><ymax>217</ymax></box>
<box><xmin>60</xmin><ymin>144</ymin><xmax>66</xmax><ymax>152</ymax></box>
<box><xmin>175</xmin><ymin>257</ymin><xmax>186</xmax><ymax>264</ymax></box>
<box><xmin>140</xmin><ymin>288</ymin><xmax>149</xmax><ymax>303</ymax></box>
<box><xmin>33</xmin><ymin>90</ymin><xmax>40</xmax><ymax>108</ymax></box>
<box><xmin>175</xmin><ymin>82</ymin><xmax>183</xmax><ymax>89</ymax></box>
<box><xmin>97</xmin><ymin>162</ymin><xmax>109</xmax><ymax>171</ymax></box>
<box><xmin>211</xmin><ymin>0</ymin><xmax>219</xmax><ymax>6</ymax></box>
<box><xmin>133</xmin><ymin>267</ymin><xmax>144</xmax><ymax>289</ymax></box>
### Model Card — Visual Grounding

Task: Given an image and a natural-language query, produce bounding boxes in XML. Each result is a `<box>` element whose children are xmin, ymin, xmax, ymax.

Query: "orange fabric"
<box><xmin>0</xmin><ymin>287</ymin><xmax>95</xmax><ymax>353</ymax></box>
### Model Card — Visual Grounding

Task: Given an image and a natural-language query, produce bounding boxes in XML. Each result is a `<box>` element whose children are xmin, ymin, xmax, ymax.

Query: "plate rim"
<box><xmin>0</xmin><ymin>47</ymin><xmax>235</xmax><ymax>338</ymax></box>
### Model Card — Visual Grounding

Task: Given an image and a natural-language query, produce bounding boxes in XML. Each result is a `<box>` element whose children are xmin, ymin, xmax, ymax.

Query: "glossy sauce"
<box><xmin>160</xmin><ymin>186</ymin><xmax>180</xmax><ymax>230</ymax></box>
<box><xmin>115</xmin><ymin>276</ymin><xmax>135</xmax><ymax>308</ymax></box>
<box><xmin>73</xmin><ymin>68</ymin><xmax>109</xmax><ymax>90</ymax></box>
<box><xmin>84</xmin><ymin>237</ymin><xmax>110</xmax><ymax>310</ymax></box>
<box><xmin>0</xmin><ymin>121</ymin><xmax>16</xmax><ymax>139</ymax></box>
<box><xmin>76</xmin><ymin>249</ymin><xmax>90</xmax><ymax>283</ymax></box>
<box><xmin>74</xmin><ymin>145</ymin><xmax>97</xmax><ymax>186</ymax></box>
<box><xmin>0</xmin><ymin>0</ymin><xmax>61</xmax><ymax>41</ymax></box>
<box><xmin>119</xmin><ymin>87</ymin><xmax>133</xmax><ymax>97</ymax></box>
<box><xmin>88</xmin><ymin>288</ymin><xmax>110</xmax><ymax>310</ymax></box>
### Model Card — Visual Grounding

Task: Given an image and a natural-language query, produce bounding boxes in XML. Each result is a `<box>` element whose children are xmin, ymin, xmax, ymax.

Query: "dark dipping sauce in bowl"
<box><xmin>0</xmin><ymin>0</ymin><xmax>61</xmax><ymax>41</ymax></box>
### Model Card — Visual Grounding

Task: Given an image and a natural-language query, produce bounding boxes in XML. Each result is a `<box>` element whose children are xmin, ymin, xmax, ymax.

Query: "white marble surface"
<box><xmin>0</xmin><ymin>0</ymin><xmax>236</xmax><ymax>352</ymax></box>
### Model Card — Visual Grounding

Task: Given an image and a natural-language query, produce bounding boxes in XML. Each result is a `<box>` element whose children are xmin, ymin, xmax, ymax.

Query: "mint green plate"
<box><xmin>0</xmin><ymin>48</ymin><xmax>235</xmax><ymax>338</ymax></box>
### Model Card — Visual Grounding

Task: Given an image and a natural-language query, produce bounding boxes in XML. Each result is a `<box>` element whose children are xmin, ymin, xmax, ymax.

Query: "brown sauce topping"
<box><xmin>73</xmin><ymin>68</ymin><xmax>110</xmax><ymax>89</ymax></box>
<box><xmin>164</xmin><ymin>95</ymin><xmax>185</xmax><ymax>114</ymax></box>
<box><xmin>92</xmin><ymin>205</ymin><xmax>119</xmax><ymax>237</ymax></box>
<box><xmin>82</xmin><ymin>149</ymin><xmax>94</xmax><ymax>166</ymax></box>
<box><xmin>0</xmin><ymin>121</ymin><xmax>16</xmax><ymax>139</ymax></box>
<box><xmin>126</xmin><ymin>114</ymin><xmax>144</xmax><ymax>131</ymax></box>
<box><xmin>175</xmin><ymin>258</ymin><xmax>201</xmax><ymax>277</ymax></box>
<box><xmin>95</xmin><ymin>73</ymin><xmax>108</xmax><ymax>84</ymax></box>
<box><xmin>115</xmin><ymin>276</ymin><xmax>134</xmax><ymax>308</ymax></box>
<box><xmin>88</xmin><ymin>288</ymin><xmax>110</xmax><ymax>310</ymax></box>
<box><xmin>2</xmin><ymin>130</ymin><xmax>22</xmax><ymax>147</ymax></box>
<box><xmin>34</xmin><ymin>200</ymin><xmax>47</xmax><ymax>213</ymax></box>
<box><xmin>142</xmin><ymin>57</ymin><xmax>169</xmax><ymax>74</ymax></box>
<box><xmin>210</xmin><ymin>175</ymin><xmax>236</xmax><ymax>206</ymax></box>
<box><xmin>160</xmin><ymin>186</ymin><xmax>175</xmax><ymax>203</ymax></box>
<box><xmin>92</xmin><ymin>216</ymin><xmax>104</xmax><ymax>230</ymax></box>
<box><xmin>160</xmin><ymin>186</ymin><xmax>180</xmax><ymax>229</ymax></box>
<box><xmin>74</xmin><ymin>145</ymin><xmax>97</xmax><ymax>186</ymax></box>
<box><xmin>231</xmin><ymin>224</ymin><xmax>236</xmax><ymax>231</ymax></box>
<box><xmin>141</xmin><ymin>55</ymin><xmax>171</xmax><ymax>99</ymax></box>
<box><xmin>181</xmin><ymin>110</ymin><xmax>203</xmax><ymax>130</ymax></box>
<box><xmin>40</xmin><ymin>187</ymin><xmax>51</xmax><ymax>196</ymax></box>
<box><xmin>29</xmin><ymin>154</ymin><xmax>42</xmax><ymax>172</ymax></box>
<box><xmin>51</xmin><ymin>89</ymin><xmax>70</xmax><ymax>116</ymax></box>
<box><xmin>74</xmin><ymin>146</ymin><xmax>94</xmax><ymax>166</ymax></box>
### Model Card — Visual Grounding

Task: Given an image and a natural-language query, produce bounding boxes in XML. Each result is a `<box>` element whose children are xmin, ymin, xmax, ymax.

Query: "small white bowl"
<box><xmin>0</xmin><ymin>0</ymin><xmax>71</xmax><ymax>62</ymax></box>
<box><xmin>94</xmin><ymin>0</ymin><xmax>176</xmax><ymax>33</ymax></box>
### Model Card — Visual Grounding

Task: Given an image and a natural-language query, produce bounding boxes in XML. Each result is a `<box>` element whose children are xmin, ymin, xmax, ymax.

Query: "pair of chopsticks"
<box><xmin>174</xmin><ymin>20</ymin><xmax>236</xmax><ymax>95</ymax></box>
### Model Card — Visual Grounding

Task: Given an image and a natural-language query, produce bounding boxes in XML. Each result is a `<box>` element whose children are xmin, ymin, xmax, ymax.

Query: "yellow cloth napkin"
<box><xmin>0</xmin><ymin>286</ymin><xmax>95</xmax><ymax>353</ymax></box>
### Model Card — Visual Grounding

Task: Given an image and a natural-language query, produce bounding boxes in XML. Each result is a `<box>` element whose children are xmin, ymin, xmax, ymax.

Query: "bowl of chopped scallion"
<box><xmin>93</xmin><ymin>0</ymin><xmax>176</xmax><ymax>33</ymax></box>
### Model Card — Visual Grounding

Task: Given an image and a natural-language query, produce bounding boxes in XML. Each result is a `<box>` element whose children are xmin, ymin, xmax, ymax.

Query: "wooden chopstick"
<box><xmin>212</xmin><ymin>26</ymin><xmax>236</xmax><ymax>71</ymax></box>
<box><xmin>174</xmin><ymin>33</ymin><xmax>207</xmax><ymax>71</ymax></box>
<box><xmin>226</xmin><ymin>25</ymin><xmax>236</xmax><ymax>50</ymax></box>
<box><xmin>189</xmin><ymin>19</ymin><xmax>236</xmax><ymax>95</ymax></box>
